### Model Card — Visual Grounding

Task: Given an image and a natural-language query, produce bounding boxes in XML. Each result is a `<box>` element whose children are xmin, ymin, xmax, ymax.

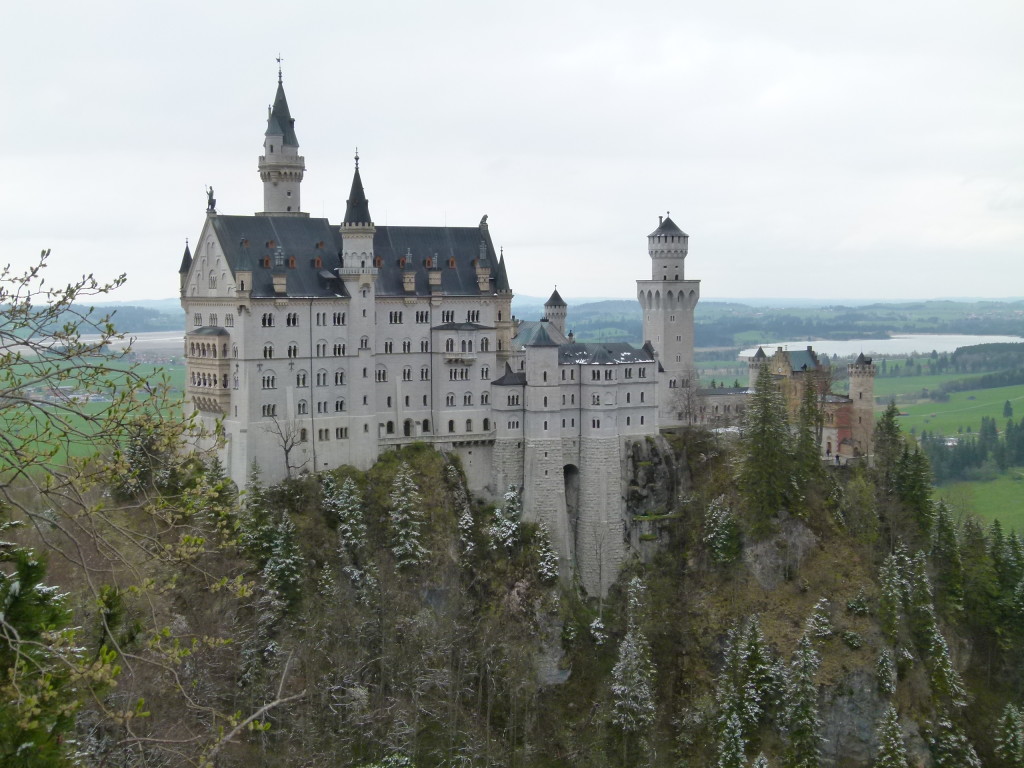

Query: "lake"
<box><xmin>739</xmin><ymin>334</ymin><xmax>1024</xmax><ymax>360</ymax></box>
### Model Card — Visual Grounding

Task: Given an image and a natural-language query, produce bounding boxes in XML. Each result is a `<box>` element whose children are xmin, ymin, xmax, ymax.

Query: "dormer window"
<box><xmin>448</xmin><ymin>257</ymin><xmax>456</xmax><ymax>269</ymax></box>
<box><xmin>263</xmin><ymin>257</ymin><xmax>271</xmax><ymax>268</ymax></box>
<box><xmin>288</xmin><ymin>256</ymin><xmax>296</xmax><ymax>269</ymax></box>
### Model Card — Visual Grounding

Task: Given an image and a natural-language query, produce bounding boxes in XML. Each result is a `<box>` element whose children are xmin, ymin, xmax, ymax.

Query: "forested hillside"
<box><xmin>3</xmin><ymin>255</ymin><xmax>1024</xmax><ymax>767</ymax></box>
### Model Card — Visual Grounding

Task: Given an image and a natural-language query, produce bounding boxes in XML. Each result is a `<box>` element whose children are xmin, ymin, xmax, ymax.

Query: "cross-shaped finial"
<box><xmin>276</xmin><ymin>54</ymin><xmax>284</xmax><ymax>83</ymax></box>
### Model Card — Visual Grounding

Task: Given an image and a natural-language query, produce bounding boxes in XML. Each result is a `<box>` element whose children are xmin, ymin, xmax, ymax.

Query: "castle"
<box><xmin>179</xmin><ymin>74</ymin><xmax>873</xmax><ymax>595</ymax></box>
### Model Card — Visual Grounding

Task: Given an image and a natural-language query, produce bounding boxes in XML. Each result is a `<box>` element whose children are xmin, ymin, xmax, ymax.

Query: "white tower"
<box><xmin>258</xmin><ymin>69</ymin><xmax>306</xmax><ymax>216</ymax></box>
<box><xmin>636</xmin><ymin>214</ymin><xmax>700</xmax><ymax>425</ymax></box>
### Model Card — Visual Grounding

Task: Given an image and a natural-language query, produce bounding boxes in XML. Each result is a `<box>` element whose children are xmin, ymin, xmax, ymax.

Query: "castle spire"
<box><xmin>258</xmin><ymin>66</ymin><xmax>306</xmax><ymax>216</ymax></box>
<box><xmin>343</xmin><ymin>152</ymin><xmax>372</xmax><ymax>224</ymax></box>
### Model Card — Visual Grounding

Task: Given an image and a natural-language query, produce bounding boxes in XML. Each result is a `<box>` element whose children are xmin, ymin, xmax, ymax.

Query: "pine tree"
<box><xmin>0</xmin><ymin>539</ymin><xmax>105</xmax><ymax>767</ymax></box>
<box><xmin>325</xmin><ymin>475</ymin><xmax>366</xmax><ymax>553</ymax></box>
<box><xmin>995</xmin><ymin>703</ymin><xmax>1024</xmax><ymax>768</ymax></box>
<box><xmin>716</xmin><ymin>713</ymin><xmax>747</xmax><ymax>768</ymax></box>
<box><xmin>873</xmin><ymin>706</ymin><xmax>909</xmax><ymax>768</ymax></box>
<box><xmin>388</xmin><ymin>462</ymin><xmax>428</xmax><ymax>570</ymax></box>
<box><xmin>611</xmin><ymin>577</ymin><xmax>657</xmax><ymax>756</ymax></box>
<box><xmin>873</xmin><ymin>402</ymin><xmax>904</xmax><ymax>493</ymax></box>
<box><xmin>878</xmin><ymin>548</ymin><xmax>910</xmax><ymax>641</ymax></box>
<box><xmin>793</xmin><ymin>378</ymin><xmax>824</xmax><ymax>507</ymax></box>
<box><xmin>262</xmin><ymin>511</ymin><xmax>303</xmax><ymax>605</ymax></box>
<box><xmin>715</xmin><ymin>617</ymin><xmax>785</xmax><ymax>754</ymax></box>
<box><xmin>488</xmin><ymin>484</ymin><xmax>522</xmax><ymax>551</ymax></box>
<box><xmin>784</xmin><ymin>633</ymin><xmax>822</xmax><ymax>768</ymax></box>
<box><xmin>740</xmin><ymin>365</ymin><xmax>794</xmax><ymax>528</ymax></box>
<box><xmin>928</xmin><ymin>714</ymin><xmax>981</xmax><ymax>768</ymax></box>
<box><xmin>804</xmin><ymin>598</ymin><xmax>832</xmax><ymax>640</ymax></box>
<box><xmin>535</xmin><ymin>523</ymin><xmax>559</xmax><ymax>583</ymax></box>
<box><xmin>704</xmin><ymin>494</ymin><xmax>742</xmax><ymax>565</ymax></box>
<box><xmin>875</xmin><ymin>647</ymin><xmax>897</xmax><ymax>698</ymax></box>
<box><xmin>931</xmin><ymin>502</ymin><xmax>964</xmax><ymax>614</ymax></box>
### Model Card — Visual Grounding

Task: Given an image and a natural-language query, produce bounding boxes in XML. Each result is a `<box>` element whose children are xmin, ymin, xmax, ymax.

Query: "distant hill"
<box><xmin>95</xmin><ymin>295</ymin><xmax>1024</xmax><ymax>345</ymax></box>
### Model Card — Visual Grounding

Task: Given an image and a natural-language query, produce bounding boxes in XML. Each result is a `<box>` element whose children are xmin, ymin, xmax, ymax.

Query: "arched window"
<box><xmin>448</xmin><ymin>419</ymin><xmax>455</xmax><ymax>433</ymax></box>
<box><xmin>445</xmin><ymin>338</ymin><xmax>455</xmax><ymax>352</ymax></box>
<box><xmin>466</xmin><ymin>419</ymin><xmax>473</xmax><ymax>432</ymax></box>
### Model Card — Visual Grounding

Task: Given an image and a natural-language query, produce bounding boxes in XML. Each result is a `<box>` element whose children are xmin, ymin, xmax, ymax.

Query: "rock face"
<box><xmin>818</xmin><ymin>669</ymin><xmax>887</xmax><ymax>767</ymax></box>
<box><xmin>743</xmin><ymin>516</ymin><xmax>819</xmax><ymax>590</ymax></box>
<box><xmin>622</xmin><ymin>436</ymin><xmax>686</xmax><ymax>559</ymax></box>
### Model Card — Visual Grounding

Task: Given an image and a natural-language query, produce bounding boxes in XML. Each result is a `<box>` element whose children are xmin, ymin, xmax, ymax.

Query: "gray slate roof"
<box><xmin>558</xmin><ymin>342</ymin><xmax>655</xmax><ymax>365</ymax></box>
<box><xmin>545</xmin><ymin>289</ymin><xmax>566</xmax><ymax>307</ymax></box>
<box><xmin>266</xmin><ymin>80</ymin><xmax>299</xmax><ymax>147</ymax></box>
<box><xmin>513</xmin><ymin>320</ymin><xmax>569</xmax><ymax>348</ymax></box>
<box><xmin>179</xmin><ymin>243</ymin><xmax>192</xmax><ymax>274</ymax></box>
<box><xmin>649</xmin><ymin>215</ymin><xmax>687</xmax><ymax>238</ymax></box>
<box><xmin>785</xmin><ymin>347</ymin><xmax>829</xmax><ymax>372</ymax></box>
<box><xmin>344</xmin><ymin>168</ymin><xmax>372</xmax><ymax>225</ymax></box>
<box><xmin>492</xmin><ymin>362</ymin><xmax>526</xmax><ymax>386</ymax></box>
<box><xmin>208</xmin><ymin>214</ymin><xmax>501</xmax><ymax>299</ymax></box>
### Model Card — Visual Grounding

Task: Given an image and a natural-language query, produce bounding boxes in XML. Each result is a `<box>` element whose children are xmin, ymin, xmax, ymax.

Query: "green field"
<box><xmin>871</xmin><ymin>372</ymin><xmax>987</xmax><ymax>402</ymax></box>
<box><xmin>889</xmin><ymin>383</ymin><xmax>1024</xmax><ymax>437</ymax></box>
<box><xmin>937</xmin><ymin>470</ymin><xmax>1024</xmax><ymax>532</ymax></box>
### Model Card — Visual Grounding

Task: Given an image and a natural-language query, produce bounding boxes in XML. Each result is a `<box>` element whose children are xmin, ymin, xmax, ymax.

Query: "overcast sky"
<box><xmin>2</xmin><ymin>0</ymin><xmax>1022</xmax><ymax>304</ymax></box>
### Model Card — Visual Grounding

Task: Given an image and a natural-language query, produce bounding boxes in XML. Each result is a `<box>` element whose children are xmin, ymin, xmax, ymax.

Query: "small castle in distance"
<box><xmin>179</xmin><ymin>72</ymin><xmax>875</xmax><ymax>595</ymax></box>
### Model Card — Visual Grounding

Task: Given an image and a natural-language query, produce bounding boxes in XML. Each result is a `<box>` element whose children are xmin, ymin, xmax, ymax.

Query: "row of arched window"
<box><xmin>189</xmin><ymin>341</ymin><xmax>229</xmax><ymax>359</ymax></box>
<box><xmin>190</xmin><ymin>371</ymin><xmax>228</xmax><ymax>389</ymax></box>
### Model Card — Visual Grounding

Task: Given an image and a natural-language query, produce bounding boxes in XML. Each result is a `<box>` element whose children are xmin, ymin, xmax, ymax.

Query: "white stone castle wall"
<box><xmin>575</xmin><ymin>437</ymin><xmax>626</xmax><ymax>596</ymax></box>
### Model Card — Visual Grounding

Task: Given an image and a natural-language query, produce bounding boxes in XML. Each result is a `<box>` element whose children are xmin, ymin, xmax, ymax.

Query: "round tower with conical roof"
<box><xmin>258</xmin><ymin>69</ymin><xmax>306</xmax><ymax>216</ymax></box>
<box><xmin>544</xmin><ymin>289</ymin><xmax>567</xmax><ymax>336</ymax></box>
<box><xmin>636</xmin><ymin>214</ymin><xmax>701</xmax><ymax>425</ymax></box>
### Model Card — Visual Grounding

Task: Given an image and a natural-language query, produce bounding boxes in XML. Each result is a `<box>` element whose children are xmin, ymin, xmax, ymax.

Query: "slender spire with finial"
<box><xmin>344</xmin><ymin>150</ymin><xmax>372</xmax><ymax>225</ymax></box>
<box><xmin>276</xmin><ymin>54</ymin><xmax>284</xmax><ymax>84</ymax></box>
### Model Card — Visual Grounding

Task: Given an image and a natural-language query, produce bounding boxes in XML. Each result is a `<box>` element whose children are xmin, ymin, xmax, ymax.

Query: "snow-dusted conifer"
<box><xmin>804</xmin><ymin>598</ymin><xmax>832</xmax><ymax>640</ymax></box>
<box><xmin>875</xmin><ymin>647</ymin><xmax>897</xmax><ymax>697</ymax></box>
<box><xmin>925</xmin><ymin>628</ymin><xmax>967</xmax><ymax>708</ymax></box>
<box><xmin>704</xmin><ymin>494</ymin><xmax>741</xmax><ymax>564</ymax></box>
<box><xmin>784</xmin><ymin>632</ymin><xmax>822</xmax><ymax>768</ymax></box>
<box><xmin>995</xmin><ymin>703</ymin><xmax>1024</xmax><ymax>768</ymax></box>
<box><xmin>447</xmin><ymin>464</ymin><xmax>476</xmax><ymax>562</ymax></box>
<box><xmin>488</xmin><ymin>484</ymin><xmax>521</xmax><ymax>551</ymax></box>
<box><xmin>716</xmin><ymin>712</ymin><xmax>746</xmax><ymax>768</ymax></box>
<box><xmin>589</xmin><ymin>617</ymin><xmax>607</xmax><ymax>646</ymax></box>
<box><xmin>388</xmin><ymin>462</ymin><xmax>428</xmax><ymax>569</ymax></box>
<box><xmin>750</xmin><ymin>754</ymin><xmax>770</xmax><ymax>768</ymax></box>
<box><xmin>611</xmin><ymin>577</ymin><xmax>656</xmax><ymax>735</ymax></box>
<box><xmin>873</xmin><ymin>706</ymin><xmax>909</xmax><ymax>768</ymax></box>
<box><xmin>327</xmin><ymin>476</ymin><xmax>366</xmax><ymax>555</ymax></box>
<box><xmin>261</xmin><ymin>512</ymin><xmax>303</xmax><ymax>604</ymax></box>
<box><xmin>535</xmin><ymin>523</ymin><xmax>559</xmax><ymax>583</ymax></box>
<box><xmin>879</xmin><ymin>548</ymin><xmax>910</xmax><ymax>641</ymax></box>
<box><xmin>927</xmin><ymin>714</ymin><xmax>981</xmax><ymax>768</ymax></box>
